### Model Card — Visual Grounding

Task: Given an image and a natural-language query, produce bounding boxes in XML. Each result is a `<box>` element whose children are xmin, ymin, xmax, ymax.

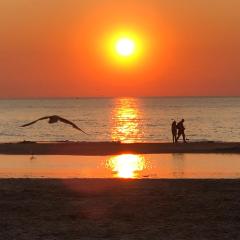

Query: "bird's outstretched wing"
<box><xmin>20</xmin><ymin>116</ymin><xmax>50</xmax><ymax>127</ymax></box>
<box><xmin>58</xmin><ymin>117</ymin><xmax>89</xmax><ymax>135</ymax></box>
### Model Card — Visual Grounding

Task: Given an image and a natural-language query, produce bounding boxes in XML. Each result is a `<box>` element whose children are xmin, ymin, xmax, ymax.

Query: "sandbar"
<box><xmin>0</xmin><ymin>141</ymin><xmax>240</xmax><ymax>155</ymax></box>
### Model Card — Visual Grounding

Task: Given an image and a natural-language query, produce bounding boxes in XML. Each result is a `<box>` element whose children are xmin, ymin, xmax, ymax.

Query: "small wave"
<box><xmin>0</xmin><ymin>132</ymin><xmax>25</xmax><ymax>137</ymax></box>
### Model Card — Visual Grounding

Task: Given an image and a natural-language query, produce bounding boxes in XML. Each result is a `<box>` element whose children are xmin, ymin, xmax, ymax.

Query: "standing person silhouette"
<box><xmin>171</xmin><ymin>120</ymin><xmax>177</xmax><ymax>143</ymax></box>
<box><xmin>176</xmin><ymin>119</ymin><xmax>187</xmax><ymax>143</ymax></box>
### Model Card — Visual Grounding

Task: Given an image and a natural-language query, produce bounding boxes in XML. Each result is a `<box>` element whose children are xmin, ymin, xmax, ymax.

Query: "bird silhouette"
<box><xmin>20</xmin><ymin>115</ymin><xmax>88</xmax><ymax>135</ymax></box>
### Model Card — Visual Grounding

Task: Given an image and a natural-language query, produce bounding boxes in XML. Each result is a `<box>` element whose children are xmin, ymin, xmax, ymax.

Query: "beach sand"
<box><xmin>1</xmin><ymin>141</ymin><xmax>240</xmax><ymax>155</ymax></box>
<box><xmin>0</xmin><ymin>179</ymin><xmax>239</xmax><ymax>239</ymax></box>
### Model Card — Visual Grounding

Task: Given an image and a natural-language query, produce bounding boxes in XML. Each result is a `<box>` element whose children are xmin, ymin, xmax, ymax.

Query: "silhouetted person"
<box><xmin>171</xmin><ymin>120</ymin><xmax>177</xmax><ymax>143</ymax></box>
<box><xmin>176</xmin><ymin>119</ymin><xmax>187</xmax><ymax>143</ymax></box>
<box><xmin>20</xmin><ymin>115</ymin><xmax>88</xmax><ymax>135</ymax></box>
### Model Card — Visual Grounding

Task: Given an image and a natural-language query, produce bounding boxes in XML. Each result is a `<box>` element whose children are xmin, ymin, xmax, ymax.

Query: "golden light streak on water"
<box><xmin>111</xmin><ymin>98</ymin><xmax>143</xmax><ymax>143</ymax></box>
<box><xmin>106</xmin><ymin>154</ymin><xmax>146</xmax><ymax>178</ymax></box>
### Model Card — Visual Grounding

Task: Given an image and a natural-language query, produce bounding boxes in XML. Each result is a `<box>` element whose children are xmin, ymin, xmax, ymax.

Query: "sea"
<box><xmin>0</xmin><ymin>97</ymin><xmax>239</xmax><ymax>143</ymax></box>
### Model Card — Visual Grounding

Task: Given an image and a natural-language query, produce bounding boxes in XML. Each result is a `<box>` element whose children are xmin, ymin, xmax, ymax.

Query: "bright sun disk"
<box><xmin>116</xmin><ymin>38</ymin><xmax>135</xmax><ymax>56</ymax></box>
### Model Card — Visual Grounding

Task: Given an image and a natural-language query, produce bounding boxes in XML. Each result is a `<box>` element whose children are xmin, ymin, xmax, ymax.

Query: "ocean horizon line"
<box><xmin>0</xmin><ymin>95</ymin><xmax>240</xmax><ymax>100</ymax></box>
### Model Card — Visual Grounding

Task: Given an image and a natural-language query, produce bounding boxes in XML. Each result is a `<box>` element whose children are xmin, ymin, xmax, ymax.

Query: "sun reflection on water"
<box><xmin>106</xmin><ymin>154</ymin><xmax>146</xmax><ymax>178</ymax></box>
<box><xmin>111</xmin><ymin>98</ymin><xmax>143</xmax><ymax>143</ymax></box>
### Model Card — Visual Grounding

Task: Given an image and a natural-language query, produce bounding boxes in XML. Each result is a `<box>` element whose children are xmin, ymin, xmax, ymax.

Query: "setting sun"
<box><xmin>102</xmin><ymin>30</ymin><xmax>145</xmax><ymax>67</ymax></box>
<box><xmin>116</xmin><ymin>38</ymin><xmax>135</xmax><ymax>56</ymax></box>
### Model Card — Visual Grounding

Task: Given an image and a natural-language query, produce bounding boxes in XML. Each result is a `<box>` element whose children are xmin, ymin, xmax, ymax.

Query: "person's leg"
<box><xmin>176</xmin><ymin>131</ymin><xmax>181</xmax><ymax>142</ymax></box>
<box><xmin>183</xmin><ymin>132</ymin><xmax>187</xmax><ymax>143</ymax></box>
<box><xmin>174</xmin><ymin>134</ymin><xmax>177</xmax><ymax>143</ymax></box>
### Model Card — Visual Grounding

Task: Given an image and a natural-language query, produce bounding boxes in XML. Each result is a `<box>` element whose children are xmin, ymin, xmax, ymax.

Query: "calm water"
<box><xmin>0</xmin><ymin>97</ymin><xmax>240</xmax><ymax>142</ymax></box>
<box><xmin>0</xmin><ymin>154</ymin><xmax>240</xmax><ymax>179</ymax></box>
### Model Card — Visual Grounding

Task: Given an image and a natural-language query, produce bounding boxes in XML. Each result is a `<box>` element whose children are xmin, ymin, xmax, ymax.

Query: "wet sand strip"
<box><xmin>0</xmin><ymin>141</ymin><xmax>240</xmax><ymax>155</ymax></box>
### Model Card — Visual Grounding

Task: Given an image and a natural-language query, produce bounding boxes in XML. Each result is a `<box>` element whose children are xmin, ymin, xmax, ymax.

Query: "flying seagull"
<box><xmin>21</xmin><ymin>115</ymin><xmax>88</xmax><ymax>135</ymax></box>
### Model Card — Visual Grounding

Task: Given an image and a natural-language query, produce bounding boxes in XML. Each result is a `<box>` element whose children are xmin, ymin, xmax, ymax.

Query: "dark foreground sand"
<box><xmin>1</xmin><ymin>141</ymin><xmax>240</xmax><ymax>155</ymax></box>
<box><xmin>0</xmin><ymin>179</ymin><xmax>240</xmax><ymax>240</ymax></box>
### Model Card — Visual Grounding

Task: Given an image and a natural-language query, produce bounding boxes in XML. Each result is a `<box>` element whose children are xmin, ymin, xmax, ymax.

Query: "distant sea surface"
<box><xmin>0</xmin><ymin>97</ymin><xmax>239</xmax><ymax>143</ymax></box>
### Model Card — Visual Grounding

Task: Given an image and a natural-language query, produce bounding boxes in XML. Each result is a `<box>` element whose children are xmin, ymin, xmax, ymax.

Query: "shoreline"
<box><xmin>0</xmin><ymin>179</ymin><xmax>239</xmax><ymax>239</ymax></box>
<box><xmin>0</xmin><ymin>141</ymin><xmax>240</xmax><ymax>155</ymax></box>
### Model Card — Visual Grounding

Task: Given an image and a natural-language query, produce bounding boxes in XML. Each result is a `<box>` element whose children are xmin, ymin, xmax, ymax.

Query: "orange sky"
<box><xmin>0</xmin><ymin>0</ymin><xmax>240</xmax><ymax>98</ymax></box>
